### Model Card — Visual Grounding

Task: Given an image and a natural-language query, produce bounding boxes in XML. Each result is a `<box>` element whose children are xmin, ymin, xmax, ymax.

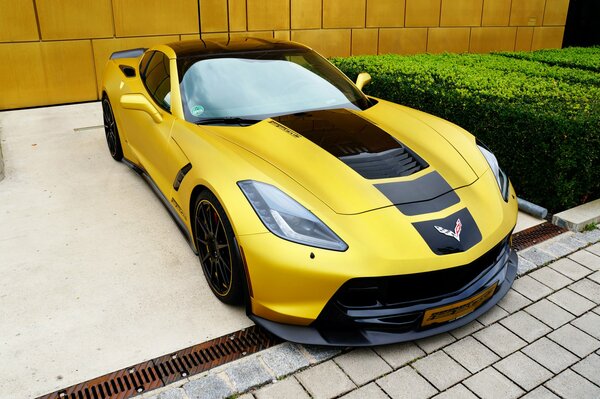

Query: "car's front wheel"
<box><xmin>193</xmin><ymin>191</ymin><xmax>245</xmax><ymax>305</ymax></box>
<box><xmin>101</xmin><ymin>95</ymin><xmax>123</xmax><ymax>161</ymax></box>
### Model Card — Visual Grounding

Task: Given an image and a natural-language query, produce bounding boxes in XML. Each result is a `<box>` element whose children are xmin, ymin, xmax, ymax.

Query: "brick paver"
<box><xmin>548</xmin><ymin>324</ymin><xmax>600</xmax><ymax>357</ymax></box>
<box><xmin>572</xmin><ymin>312</ymin><xmax>600</xmax><ymax>339</ymax></box>
<box><xmin>497</xmin><ymin>290</ymin><xmax>532</xmax><ymax>313</ymax></box>
<box><xmin>569</xmin><ymin>250</ymin><xmax>600</xmax><ymax>270</ymax></box>
<box><xmin>525</xmin><ymin>298</ymin><xmax>575</xmax><ymax>328</ymax></box>
<box><xmin>500</xmin><ymin>310</ymin><xmax>552</xmax><ymax>343</ymax></box>
<box><xmin>570</xmin><ymin>279</ymin><xmax>600</xmax><ymax>303</ymax></box>
<box><xmin>432</xmin><ymin>384</ymin><xmax>478</xmax><ymax>399</ymax></box>
<box><xmin>296</xmin><ymin>360</ymin><xmax>355</xmax><ymax>399</ymax></box>
<box><xmin>339</xmin><ymin>383</ymin><xmax>388</xmax><ymax>399</ymax></box>
<box><xmin>522</xmin><ymin>337</ymin><xmax>579</xmax><ymax>373</ymax></box>
<box><xmin>255</xmin><ymin>378</ymin><xmax>310</xmax><ymax>399</ymax></box>
<box><xmin>142</xmin><ymin>231</ymin><xmax>600</xmax><ymax>399</ymax></box>
<box><xmin>333</xmin><ymin>348</ymin><xmax>392</xmax><ymax>386</ymax></box>
<box><xmin>444</xmin><ymin>337</ymin><xmax>499</xmax><ymax>373</ymax></box>
<box><xmin>545</xmin><ymin>369</ymin><xmax>600</xmax><ymax>399</ymax></box>
<box><xmin>373</xmin><ymin>342</ymin><xmax>425</xmax><ymax>369</ymax></box>
<box><xmin>412</xmin><ymin>351</ymin><xmax>470</xmax><ymax>390</ymax></box>
<box><xmin>416</xmin><ymin>332</ymin><xmax>456</xmax><ymax>354</ymax></box>
<box><xmin>511</xmin><ymin>275</ymin><xmax>553</xmax><ymax>301</ymax></box>
<box><xmin>473</xmin><ymin>324</ymin><xmax>526</xmax><ymax>357</ymax></box>
<box><xmin>571</xmin><ymin>353</ymin><xmax>600</xmax><ymax>385</ymax></box>
<box><xmin>529</xmin><ymin>266</ymin><xmax>573</xmax><ymax>290</ymax></box>
<box><xmin>463</xmin><ymin>367</ymin><xmax>524</xmax><ymax>399</ymax></box>
<box><xmin>494</xmin><ymin>351</ymin><xmax>553</xmax><ymax>390</ymax></box>
<box><xmin>548</xmin><ymin>288</ymin><xmax>595</xmax><ymax>315</ymax></box>
<box><xmin>376</xmin><ymin>366</ymin><xmax>438</xmax><ymax>399</ymax></box>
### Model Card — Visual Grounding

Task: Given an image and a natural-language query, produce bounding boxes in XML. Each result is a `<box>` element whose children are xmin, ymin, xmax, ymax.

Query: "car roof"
<box><xmin>167</xmin><ymin>38</ymin><xmax>308</xmax><ymax>58</ymax></box>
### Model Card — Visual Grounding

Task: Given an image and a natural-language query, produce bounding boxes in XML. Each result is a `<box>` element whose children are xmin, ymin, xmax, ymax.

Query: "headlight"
<box><xmin>238</xmin><ymin>180</ymin><xmax>348</xmax><ymax>251</ymax></box>
<box><xmin>477</xmin><ymin>141</ymin><xmax>509</xmax><ymax>201</ymax></box>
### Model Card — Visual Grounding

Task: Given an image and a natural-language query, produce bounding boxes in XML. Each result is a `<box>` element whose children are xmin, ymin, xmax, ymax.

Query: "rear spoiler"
<box><xmin>110</xmin><ymin>48</ymin><xmax>147</xmax><ymax>60</ymax></box>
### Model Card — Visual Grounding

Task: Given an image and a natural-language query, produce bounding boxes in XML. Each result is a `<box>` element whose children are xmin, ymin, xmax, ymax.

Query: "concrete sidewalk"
<box><xmin>141</xmin><ymin>228</ymin><xmax>600</xmax><ymax>399</ymax></box>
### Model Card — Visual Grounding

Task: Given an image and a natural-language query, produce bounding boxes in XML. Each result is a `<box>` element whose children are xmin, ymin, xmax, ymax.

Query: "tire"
<box><xmin>193</xmin><ymin>190</ymin><xmax>245</xmax><ymax>305</ymax></box>
<box><xmin>102</xmin><ymin>95</ymin><xmax>124</xmax><ymax>161</ymax></box>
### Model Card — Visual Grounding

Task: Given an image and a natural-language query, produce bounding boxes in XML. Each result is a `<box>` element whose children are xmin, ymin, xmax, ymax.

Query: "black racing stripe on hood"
<box><xmin>412</xmin><ymin>208</ymin><xmax>482</xmax><ymax>255</ymax></box>
<box><xmin>375</xmin><ymin>171</ymin><xmax>459</xmax><ymax>215</ymax></box>
<box><xmin>272</xmin><ymin>109</ymin><xmax>428</xmax><ymax>179</ymax></box>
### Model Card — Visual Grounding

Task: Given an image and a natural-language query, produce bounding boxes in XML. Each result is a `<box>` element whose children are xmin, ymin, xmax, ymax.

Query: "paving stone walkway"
<box><xmin>142</xmin><ymin>229</ymin><xmax>600</xmax><ymax>399</ymax></box>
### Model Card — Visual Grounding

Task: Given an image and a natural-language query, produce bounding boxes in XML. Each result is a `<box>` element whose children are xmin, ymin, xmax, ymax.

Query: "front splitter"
<box><xmin>251</xmin><ymin>249</ymin><xmax>518</xmax><ymax>346</ymax></box>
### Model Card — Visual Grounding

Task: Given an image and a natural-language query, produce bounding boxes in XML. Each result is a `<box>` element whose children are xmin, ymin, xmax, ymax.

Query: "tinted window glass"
<box><xmin>139</xmin><ymin>51</ymin><xmax>155</xmax><ymax>77</ymax></box>
<box><xmin>142</xmin><ymin>51</ymin><xmax>171</xmax><ymax>111</ymax></box>
<box><xmin>177</xmin><ymin>49</ymin><xmax>370</xmax><ymax>123</ymax></box>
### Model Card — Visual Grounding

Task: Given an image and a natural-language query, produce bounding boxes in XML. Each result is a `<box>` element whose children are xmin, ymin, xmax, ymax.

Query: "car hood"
<box><xmin>207</xmin><ymin>102</ymin><xmax>479</xmax><ymax>215</ymax></box>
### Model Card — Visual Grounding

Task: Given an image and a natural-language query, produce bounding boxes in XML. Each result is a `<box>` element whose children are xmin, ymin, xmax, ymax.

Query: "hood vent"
<box><xmin>273</xmin><ymin>109</ymin><xmax>428</xmax><ymax>180</ymax></box>
<box><xmin>339</xmin><ymin>147</ymin><xmax>424</xmax><ymax>179</ymax></box>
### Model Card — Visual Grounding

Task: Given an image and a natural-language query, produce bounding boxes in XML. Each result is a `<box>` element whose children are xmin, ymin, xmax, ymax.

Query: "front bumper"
<box><xmin>250</xmin><ymin>243</ymin><xmax>518</xmax><ymax>346</ymax></box>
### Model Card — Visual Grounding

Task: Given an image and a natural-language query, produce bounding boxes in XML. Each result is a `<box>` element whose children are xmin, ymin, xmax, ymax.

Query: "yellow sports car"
<box><xmin>101</xmin><ymin>38</ymin><xmax>518</xmax><ymax>346</ymax></box>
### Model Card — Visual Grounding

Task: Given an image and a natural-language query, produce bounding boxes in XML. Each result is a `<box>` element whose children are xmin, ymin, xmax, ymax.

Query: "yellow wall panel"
<box><xmin>92</xmin><ymin>35</ymin><xmax>179</xmax><ymax>96</ymax></box>
<box><xmin>291</xmin><ymin>29</ymin><xmax>351</xmax><ymax>57</ymax></box>
<box><xmin>323</xmin><ymin>0</ymin><xmax>366</xmax><ymax>28</ymax></box>
<box><xmin>543</xmin><ymin>0</ymin><xmax>570</xmax><ymax>26</ymax></box>
<box><xmin>379</xmin><ymin>28</ymin><xmax>427</xmax><ymax>54</ymax></box>
<box><xmin>200</xmin><ymin>0</ymin><xmax>228</xmax><ymax>33</ymax></box>
<box><xmin>113</xmin><ymin>0</ymin><xmax>198</xmax><ymax>37</ymax></box>
<box><xmin>198</xmin><ymin>32</ymin><xmax>229</xmax><ymax>40</ymax></box>
<box><xmin>351</xmin><ymin>29</ymin><xmax>378</xmax><ymax>55</ymax></box>
<box><xmin>482</xmin><ymin>0</ymin><xmax>511</xmax><ymax>26</ymax></box>
<box><xmin>441</xmin><ymin>0</ymin><xmax>483</xmax><ymax>26</ymax></box>
<box><xmin>247</xmin><ymin>0</ymin><xmax>290</xmax><ymax>30</ymax></box>
<box><xmin>470</xmin><ymin>27</ymin><xmax>516</xmax><ymax>52</ymax></box>
<box><xmin>274</xmin><ymin>30</ymin><xmax>291</xmax><ymax>40</ymax></box>
<box><xmin>366</xmin><ymin>0</ymin><xmax>405</xmax><ymax>27</ymax></box>
<box><xmin>0</xmin><ymin>0</ymin><xmax>39</xmax><ymax>42</ymax></box>
<box><xmin>292</xmin><ymin>0</ymin><xmax>322</xmax><ymax>29</ymax></box>
<box><xmin>515</xmin><ymin>27</ymin><xmax>534</xmax><ymax>51</ymax></box>
<box><xmin>230</xmin><ymin>31</ymin><xmax>274</xmax><ymax>40</ymax></box>
<box><xmin>406</xmin><ymin>0</ymin><xmax>441</xmax><ymax>27</ymax></box>
<box><xmin>0</xmin><ymin>41</ymin><xmax>97</xmax><ymax>109</ymax></box>
<box><xmin>42</xmin><ymin>41</ymin><xmax>98</xmax><ymax>104</ymax></box>
<box><xmin>531</xmin><ymin>26</ymin><xmax>564</xmax><ymax>50</ymax></box>
<box><xmin>427</xmin><ymin>27</ymin><xmax>470</xmax><ymax>53</ymax></box>
<box><xmin>229</xmin><ymin>0</ymin><xmax>247</xmax><ymax>31</ymax></box>
<box><xmin>0</xmin><ymin>42</ymin><xmax>47</xmax><ymax>109</ymax></box>
<box><xmin>510</xmin><ymin>0</ymin><xmax>545</xmax><ymax>26</ymax></box>
<box><xmin>36</xmin><ymin>0</ymin><xmax>113</xmax><ymax>40</ymax></box>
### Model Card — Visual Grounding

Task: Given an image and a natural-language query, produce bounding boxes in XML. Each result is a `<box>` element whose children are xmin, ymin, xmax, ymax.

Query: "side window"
<box><xmin>141</xmin><ymin>51</ymin><xmax>171</xmax><ymax>112</ymax></box>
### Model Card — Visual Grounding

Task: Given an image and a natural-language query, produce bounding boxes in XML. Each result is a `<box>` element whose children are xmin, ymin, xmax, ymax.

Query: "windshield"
<box><xmin>177</xmin><ymin>49</ymin><xmax>371</xmax><ymax>123</ymax></box>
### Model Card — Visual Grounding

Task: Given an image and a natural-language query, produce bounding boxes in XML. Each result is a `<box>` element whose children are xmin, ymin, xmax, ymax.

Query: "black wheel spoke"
<box><xmin>195</xmin><ymin>199</ymin><xmax>233</xmax><ymax>297</ymax></box>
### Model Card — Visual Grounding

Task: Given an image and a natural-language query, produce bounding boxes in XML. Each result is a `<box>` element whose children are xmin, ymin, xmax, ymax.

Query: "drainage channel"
<box><xmin>511</xmin><ymin>221</ymin><xmax>568</xmax><ymax>251</ymax></box>
<box><xmin>37</xmin><ymin>325</ymin><xmax>281</xmax><ymax>399</ymax></box>
<box><xmin>38</xmin><ymin>223</ymin><xmax>568</xmax><ymax>399</ymax></box>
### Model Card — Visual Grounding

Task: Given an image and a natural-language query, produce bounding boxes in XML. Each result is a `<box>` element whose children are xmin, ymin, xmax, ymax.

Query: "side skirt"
<box><xmin>122</xmin><ymin>158</ymin><xmax>198</xmax><ymax>255</ymax></box>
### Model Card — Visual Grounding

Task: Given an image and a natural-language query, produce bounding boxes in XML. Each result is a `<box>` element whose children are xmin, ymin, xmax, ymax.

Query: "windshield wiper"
<box><xmin>196</xmin><ymin>117</ymin><xmax>261</xmax><ymax>126</ymax></box>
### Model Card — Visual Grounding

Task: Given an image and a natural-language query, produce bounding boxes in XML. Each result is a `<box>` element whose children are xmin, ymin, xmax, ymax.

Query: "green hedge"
<box><xmin>494</xmin><ymin>46</ymin><xmax>600</xmax><ymax>73</ymax></box>
<box><xmin>331</xmin><ymin>49</ymin><xmax>600</xmax><ymax>212</ymax></box>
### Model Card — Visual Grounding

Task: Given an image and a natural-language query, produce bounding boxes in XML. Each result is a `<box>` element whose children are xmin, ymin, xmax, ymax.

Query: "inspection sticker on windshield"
<box><xmin>191</xmin><ymin>105</ymin><xmax>205</xmax><ymax>116</ymax></box>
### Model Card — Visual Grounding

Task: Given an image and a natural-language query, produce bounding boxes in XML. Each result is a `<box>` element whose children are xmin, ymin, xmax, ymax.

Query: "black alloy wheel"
<box><xmin>194</xmin><ymin>191</ymin><xmax>244</xmax><ymax>305</ymax></box>
<box><xmin>102</xmin><ymin>95</ymin><xmax>124</xmax><ymax>161</ymax></box>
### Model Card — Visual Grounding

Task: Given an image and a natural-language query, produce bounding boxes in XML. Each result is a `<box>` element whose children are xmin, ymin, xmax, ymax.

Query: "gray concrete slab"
<box><xmin>0</xmin><ymin>103</ymin><xmax>251</xmax><ymax>399</ymax></box>
<box><xmin>553</xmin><ymin>198</ymin><xmax>600</xmax><ymax>232</ymax></box>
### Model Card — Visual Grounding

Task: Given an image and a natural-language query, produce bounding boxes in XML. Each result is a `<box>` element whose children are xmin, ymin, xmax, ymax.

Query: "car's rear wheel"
<box><xmin>102</xmin><ymin>95</ymin><xmax>123</xmax><ymax>161</ymax></box>
<box><xmin>193</xmin><ymin>191</ymin><xmax>244</xmax><ymax>305</ymax></box>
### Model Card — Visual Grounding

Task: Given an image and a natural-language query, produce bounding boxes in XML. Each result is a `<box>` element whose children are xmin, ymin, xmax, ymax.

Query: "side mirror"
<box><xmin>120</xmin><ymin>94</ymin><xmax>163</xmax><ymax>123</ymax></box>
<box><xmin>355</xmin><ymin>72</ymin><xmax>371</xmax><ymax>91</ymax></box>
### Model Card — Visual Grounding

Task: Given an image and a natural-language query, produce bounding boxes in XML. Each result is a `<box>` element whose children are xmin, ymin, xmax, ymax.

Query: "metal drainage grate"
<box><xmin>511</xmin><ymin>222</ymin><xmax>568</xmax><ymax>251</ymax></box>
<box><xmin>37</xmin><ymin>325</ymin><xmax>281</xmax><ymax>399</ymax></box>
